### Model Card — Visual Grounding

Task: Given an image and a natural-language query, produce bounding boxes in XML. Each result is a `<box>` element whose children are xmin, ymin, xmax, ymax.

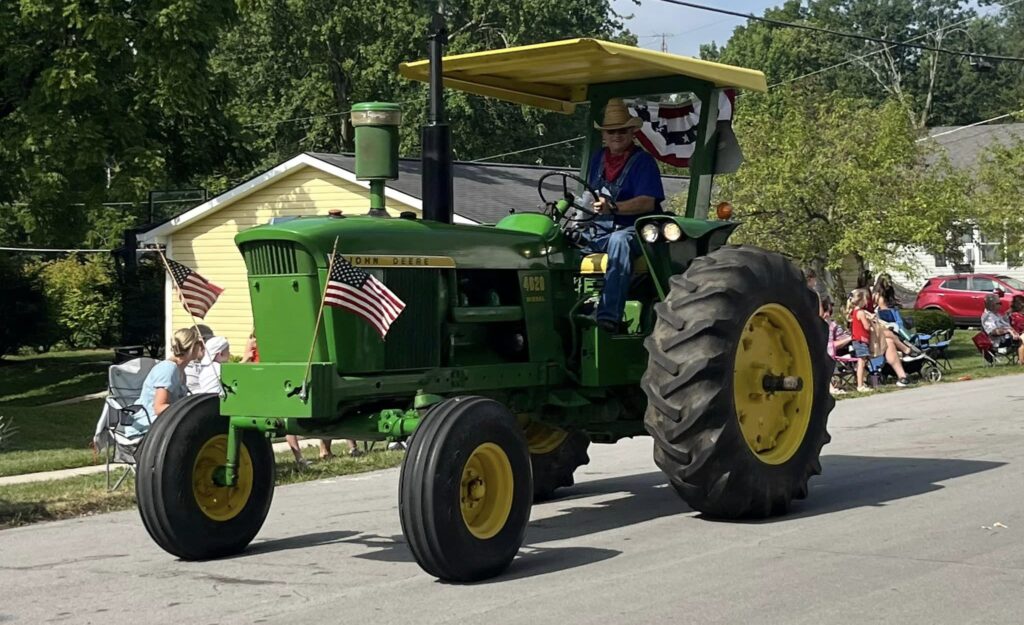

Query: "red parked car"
<box><xmin>914</xmin><ymin>273</ymin><xmax>1024</xmax><ymax>326</ymax></box>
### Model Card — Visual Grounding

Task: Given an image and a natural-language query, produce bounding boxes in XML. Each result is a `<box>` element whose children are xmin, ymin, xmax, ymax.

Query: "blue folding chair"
<box><xmin>879</xmin><ymin>308</ymin><xmax>931</xmax><ymax>348</ymax></box>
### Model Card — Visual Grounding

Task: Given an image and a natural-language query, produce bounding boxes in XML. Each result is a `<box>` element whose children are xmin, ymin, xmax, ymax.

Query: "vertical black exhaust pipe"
<box><xmin>421</xmin><ymin>8</ymin><xmax>454</xmax><ymax>224</ymax></box>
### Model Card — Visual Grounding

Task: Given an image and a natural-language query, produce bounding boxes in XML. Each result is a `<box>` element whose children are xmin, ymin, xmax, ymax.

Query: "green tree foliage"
<box><xmin>718</xmin><ymin>89</ymin><xmax>972</xmax><ymax>297</ymax></box>
<box><xmin>972</xmin><ymin>138</ymin><xmax>1024</xmax><ymax>264</ymax></box>
<box><xmin>0</xmin><ymin>0</ymin><xmax>244</xmax><ymax>247</ymax></box>
<box><xmin>703</xmin><ymin>0</ymin><xmax>1016</xmax><ymax>128</ymax></box>
<box><xmin>32</xmin><ymin>255</ymin><xmax>120</xmax><ymax>349</ymax></box>
<box><xmin>212</xmin><ymin>0</ymin><xmax>632</xmax><ymax>178</ymax></box>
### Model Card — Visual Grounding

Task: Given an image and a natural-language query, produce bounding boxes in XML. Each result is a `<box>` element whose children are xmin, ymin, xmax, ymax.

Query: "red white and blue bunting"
<box><xmin>628</xmin><ymin>90</ymin><xmax>736</xmax><ymax>168</ymax></box>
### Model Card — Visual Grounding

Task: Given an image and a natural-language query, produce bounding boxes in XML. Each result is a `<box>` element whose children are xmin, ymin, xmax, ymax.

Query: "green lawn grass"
<box><xmin>0</xmin><ymin>400</ymin><xmax>104</xmax><ymax>477</ymax></box>
<box><xmin>0</xmin><ymin>448</ymin><xmax>404</xmax><ymax>529</ymax></box>
<box><xmin>0</xmin><ymin>350</ymin><xmax>110</xmax><ymax>406</ymax></box>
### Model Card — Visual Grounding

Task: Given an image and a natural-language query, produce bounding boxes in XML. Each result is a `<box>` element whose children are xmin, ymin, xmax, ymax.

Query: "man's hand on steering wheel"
<box><xmin>593</xmin><ymin>195</ymin><xmax>616</xmax><ymax>215</ymax></box>
<box><xmin>536</xmin><ymin>171</ymin><xmax>616</xmax><ymax>223</ymax></box>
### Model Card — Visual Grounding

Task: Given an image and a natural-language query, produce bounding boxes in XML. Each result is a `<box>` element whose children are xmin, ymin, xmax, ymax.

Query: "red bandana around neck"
<box><xmin>602</xmin><ymin>146</ymin><xmax>634</xmax><ymax>183</ymax></box>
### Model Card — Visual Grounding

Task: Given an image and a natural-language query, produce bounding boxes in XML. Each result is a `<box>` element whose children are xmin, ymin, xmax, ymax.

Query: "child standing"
<box><xmin>849</xmin><ymin>289</ymin><xmax>874</xmax><ymax>393</ymax></box>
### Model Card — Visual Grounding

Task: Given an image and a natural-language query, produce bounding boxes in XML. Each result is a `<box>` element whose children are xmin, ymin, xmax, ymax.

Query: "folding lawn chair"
<box><xmin>828</xmin><ymin>336</ymin><xmax>858</xmax><ymax>390</ymax></box>
<box><xmin>879</xmin><ymin>308</ymin><xmax>931</xmax><ymax>350</ymax></box>
<box><xmin>923</xmin><ymin>328</ymin><xmax>954</xmax><ymax>371</ymax></box>
<box><xmin>971</xmin><ymin>332</ymin><xmax>1018</xmax><ymax>367</ymax></box>
<box><xmin>92</xmin><ymin>357</ymin><xmax>157</xmax><ymax>490</ymax></box>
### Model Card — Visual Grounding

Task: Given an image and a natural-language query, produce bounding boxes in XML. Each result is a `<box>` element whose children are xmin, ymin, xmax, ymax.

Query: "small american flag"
<box><xmin>165</xmin><ymin>258</ymin><xmax>224</xmax><ymax>319</ymax></box>
<box><xmin>324</xmin><ymin>255</ymin><xmax>406</xmax><ymax>338</ymax></box>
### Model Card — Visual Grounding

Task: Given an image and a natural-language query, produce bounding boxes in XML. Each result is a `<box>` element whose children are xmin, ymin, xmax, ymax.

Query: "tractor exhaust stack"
<box><xmin>421</xmin><ymin>9</ymin><xmax>454</xmax><ymax>224</ymax></box>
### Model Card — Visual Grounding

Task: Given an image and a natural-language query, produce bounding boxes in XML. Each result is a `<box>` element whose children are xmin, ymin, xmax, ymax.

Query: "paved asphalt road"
<box><xmin>3</xmin><ymin>374</ymin><xmax>1024</xmax><ymax>625</ymax></box>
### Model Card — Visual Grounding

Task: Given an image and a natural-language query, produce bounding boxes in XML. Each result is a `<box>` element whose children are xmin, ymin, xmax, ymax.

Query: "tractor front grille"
<box><xmin>242</xmin><ymin>241</ymin><xmax>300</xmax><ymax>275</ymax></box>
<box><xmin>381</xmin><ymin>269</ymin><xmax>441</xmax><ymax>369</ymax></box>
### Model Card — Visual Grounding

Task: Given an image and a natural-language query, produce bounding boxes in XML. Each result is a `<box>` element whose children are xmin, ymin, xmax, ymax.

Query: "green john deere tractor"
<box><xmin>136</xmin><ymin>30</ymin><xmax>834</xmax><ymax>582</ymax></box>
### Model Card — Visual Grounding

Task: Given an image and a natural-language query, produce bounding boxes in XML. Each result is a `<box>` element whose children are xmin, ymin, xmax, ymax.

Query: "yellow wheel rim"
<box><xmin>733</xmin><ymin>304</ymin><xmax>814</xmax><ymax>465</ymax></box>
<box><xmin>192</xmin><ymin>435</ymin><xmax>254</xmax><ymax>522</ymax></box>
<box><xmin>523</xmin><ymin>420</ymin><xmax>568</xmax><ymax>455</ymax></box>
<box><xmin>460</xmin><ymin>443</ymin><xmax>514</xmax><ymax>539</ymax></box>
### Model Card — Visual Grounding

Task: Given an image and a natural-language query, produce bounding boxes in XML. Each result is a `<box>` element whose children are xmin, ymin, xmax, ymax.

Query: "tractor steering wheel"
<box><xmin>536</xmin><ymin>171</ymin><xmax>616</xmax><ymax>224</ymax></box>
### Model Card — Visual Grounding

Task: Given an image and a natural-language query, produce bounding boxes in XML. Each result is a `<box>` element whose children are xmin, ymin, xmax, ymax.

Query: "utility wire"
<box><xmin>0</xmin><ymin>246</ymin><xmax>110</xmax><ymax>253</ymax></box>
<box><xmin>770</xmin><ymin>0</ymin><xmax>1024</xmax><ymax>89</ymax></box>
<box><xmin>917</xmin><ymin>109</ymin><xmax>1024</xmax><ymax>143</ymax></box>
<box><xmin>655</xmin><ymin>0</ymin><xmax>1024</xmax><ymax>63</ymax></box>
<box><xmin>471</xmin><ymin>136</ymin><xmax>584</xmax><ymax>163</ymax></box>
<box><xmin>244</xmin><ymin>98</ymin><xmax>422</xmax><ymax>128</ymax></box>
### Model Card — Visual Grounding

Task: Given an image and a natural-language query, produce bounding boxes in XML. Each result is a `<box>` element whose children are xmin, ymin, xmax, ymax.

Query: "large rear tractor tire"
<box><xmin>399</xmin><ymin>396</ymin><xmax>532</xmax><ymax>582</ymax></box>
<box><xmin>136</xmin><ymin>394</ymin><xmax>275</xmax><ymax>559</ymax></box>
<box><xmin>642</xmin><ymin>245</ymin><xmax>833</xmax><ymax>518</ymax></box>
<box><xmin>526</xmin><ymin>423</ymin><xmax>590</xmax><ymax>502</ymax></box>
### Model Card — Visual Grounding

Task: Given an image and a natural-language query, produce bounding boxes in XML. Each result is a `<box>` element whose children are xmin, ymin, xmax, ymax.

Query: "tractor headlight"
<box><xmin>640</xmin><ymin>224</ymin><xmax>660</xmax><ymax>243</ymax></box>
<box><xmin>661</xmin><ymin>222</ymin><xmax>683</xmax><ymax>242</ymax></box>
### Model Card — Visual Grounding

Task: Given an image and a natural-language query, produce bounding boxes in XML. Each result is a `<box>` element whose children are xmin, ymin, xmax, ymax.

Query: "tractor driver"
<box><xmin>586</xmin><ymin>98</ymin><xmax>665</xmax><ymax>333</ymax></box>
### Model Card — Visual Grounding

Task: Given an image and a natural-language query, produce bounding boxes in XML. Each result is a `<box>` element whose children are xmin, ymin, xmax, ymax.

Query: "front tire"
<box><xmin>136</xmin><ymin>394</ymin><xmax>275</xmax><ymax>560</ymax></box>
<box><xmin>399</xmin><ymin>396</ymin><xmax>532</xmax><ymax>582</ymax></box>
<box><xmin>642</xmin><ymin>245</ymin><xmax>833</xmax><ymax>518</ymax></box>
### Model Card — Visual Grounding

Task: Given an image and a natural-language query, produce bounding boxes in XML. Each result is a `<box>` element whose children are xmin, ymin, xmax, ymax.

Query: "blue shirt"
<box><xmin>126</xmin><ymin>360</ymin><xmax>188</xmax><ymax>437</ymax></box>
<box><xmin>587</xmin><ymin>148</ymin><xmax>665</xmax><ymax>227</ymax></box>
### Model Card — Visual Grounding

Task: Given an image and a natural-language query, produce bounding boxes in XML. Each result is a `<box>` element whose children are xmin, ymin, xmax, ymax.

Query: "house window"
<box><xmin>980</xmin><ymin>242</ymin><xmax>1004</xmax><ymax>264</ymax></box>
<box><xmin>933</xmin><ymin>253</ymin><xmax>947</xmax><ymax>267</ymax></box>
<box><xmin>979</xmin><ymin>230</ymin><xmax>1005</xmax><ymax>265</ymax></box>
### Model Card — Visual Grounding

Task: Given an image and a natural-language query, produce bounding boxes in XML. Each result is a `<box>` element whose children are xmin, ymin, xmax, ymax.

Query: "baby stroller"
<box><xmin>877</xmin><ymin>313</ymin><xmax>942</xmax><ymax>383</ymax></box>
<box><xmin>881</xmin><ymin>351</ymin><xmax>942</xmax><ymax>384</ymax></box>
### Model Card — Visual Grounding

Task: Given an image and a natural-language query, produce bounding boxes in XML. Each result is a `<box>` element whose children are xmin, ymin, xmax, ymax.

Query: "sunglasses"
<box><xmin>604</xmin><ymin>128</ymin><xmax>633</xmax><ymax>136</ymax></box>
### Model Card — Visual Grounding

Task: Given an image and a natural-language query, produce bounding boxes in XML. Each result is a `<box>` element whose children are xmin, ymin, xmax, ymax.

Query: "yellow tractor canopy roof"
<box><xmin>399</xmin><ymin>38</ymin><xmax>767</xmax><ymax>114</ymax></box>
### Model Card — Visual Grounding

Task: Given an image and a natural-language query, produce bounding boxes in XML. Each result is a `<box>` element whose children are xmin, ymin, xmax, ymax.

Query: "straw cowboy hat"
<box><xmin>594</xmin><ymin>98</ymin><xmax>642</xmax><ymax>130</ymax></box>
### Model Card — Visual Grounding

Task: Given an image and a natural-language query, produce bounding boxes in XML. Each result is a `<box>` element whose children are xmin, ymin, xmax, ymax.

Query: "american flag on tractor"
<box><xmin>324</xmin><ymin>255</ymin><xmax>406</xmax><ymax>338</ymax></box>
<box><xmin>165</xmin><ymin>258</ymin><xmax>224</xmax><ymax>319</ymax></box>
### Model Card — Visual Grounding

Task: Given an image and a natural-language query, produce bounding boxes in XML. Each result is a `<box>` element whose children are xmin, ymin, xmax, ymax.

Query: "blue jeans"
<box><xmin>584</xmin><ymin>222</ymin><xmax>638</xmax><ymax>324</ymax></box>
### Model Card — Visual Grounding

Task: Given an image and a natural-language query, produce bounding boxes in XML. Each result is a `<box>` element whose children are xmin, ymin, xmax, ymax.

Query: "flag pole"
<box><xmin>156</xmin><ymin>248</ymin><xmax>209</xmax><ymax>355</ymax></box>
<box><xmin>299</xmin><ymin>236</ymin><xmax>340</xmax><ymax>402</ymax></box>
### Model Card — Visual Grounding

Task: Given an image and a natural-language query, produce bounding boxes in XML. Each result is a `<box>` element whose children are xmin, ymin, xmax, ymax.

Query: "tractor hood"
<box><xmin>234</xmin><ymin>215</ymin><xmax>567</xmax><ymax>271</ymax></box>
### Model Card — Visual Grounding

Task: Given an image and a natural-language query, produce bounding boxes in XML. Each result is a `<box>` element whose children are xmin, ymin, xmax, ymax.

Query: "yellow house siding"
<box><xmin>167</xmin><ymin>166</ymin><xmax>416</xmax><ymax>353</ymax></box>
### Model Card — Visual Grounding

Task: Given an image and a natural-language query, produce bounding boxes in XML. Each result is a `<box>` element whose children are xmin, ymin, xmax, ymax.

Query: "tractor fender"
<box><xmin>634</xmin><ymin>215</ymin><xmax>740</xmax><ymax>299</ymax></box>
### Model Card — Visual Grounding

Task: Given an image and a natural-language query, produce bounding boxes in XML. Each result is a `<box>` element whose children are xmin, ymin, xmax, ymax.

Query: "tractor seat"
<box><xmin>579</xmin><ymin>253</ymin><xmax>648</xmax><ymax>275</ymax></box>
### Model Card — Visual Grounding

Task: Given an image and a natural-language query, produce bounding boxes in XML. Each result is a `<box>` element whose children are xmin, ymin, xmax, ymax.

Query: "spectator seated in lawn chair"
<box><xmin>1010</xmin><ymin>295</ymin><xmax>1024</xmax><ymax>335</ymax></box>
<box><xmin>980</xmin><ymin>293</ymin><xmax>1024</xmax><ymax>366</ymax></box>
<box><xmin>92</xmin><ymin>356</ymin><xmax>159</xmax><ymax>491</ymax></box>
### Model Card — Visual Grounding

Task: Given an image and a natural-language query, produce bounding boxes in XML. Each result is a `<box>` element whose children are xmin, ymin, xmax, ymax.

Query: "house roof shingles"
<box><xmin>307</xmin><ymin>153</ymin><xmax>688</xmax><ymax>224</ymax></box>
<box><xmin>926</xmin><ymin>123</ymin><xmax>1024</xmax><ymax>170</ymax></box>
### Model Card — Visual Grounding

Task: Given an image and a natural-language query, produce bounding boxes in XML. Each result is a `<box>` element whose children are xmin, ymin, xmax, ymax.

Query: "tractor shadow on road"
<box><xmin>235</xmin><ymin>455</ymin><xmax>1002</xmax><ymax>580</ymax></box>
<box><xmin>244</xmin><ymin>530</ymin><xmax>361</xmax><ymax>556</ymax></box>
<box><xmin>782</xmin><ymin>454</ymin><xmax>1005</xmax><ymax>521</ymax></box>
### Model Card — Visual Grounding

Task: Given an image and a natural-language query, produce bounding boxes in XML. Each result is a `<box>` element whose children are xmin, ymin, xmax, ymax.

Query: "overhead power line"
<box><xmin>655</xmin><ymin>0</ymin><xmax>1024</xmax><ymax>63</ymax></box>
<box><xmin>917</xmin><ymin>109</ymin><xmax>1024</xmax><ymax>144</ymax></box>
<box><xmin>244</xmin><ymin>98</ymin><xmax>422</xmax><ymax>128</ymax></box>
<box><xmin>471</xmin><ymin>136</ymin><xmax>584</xmax><ymax>163</ymax></box>
<box><xmin>770</xmin><ymin>0</ymin><xmax>1024</xmax><ymax>89</ymax></box>
<box><xmin>0</xmin><ymin>246</ymin><xmax>110</xmax><ymax>253</ymax></box>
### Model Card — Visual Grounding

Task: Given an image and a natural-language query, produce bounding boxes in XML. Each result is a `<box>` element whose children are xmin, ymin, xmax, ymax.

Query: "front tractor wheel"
<box><xmin>399</xmin><ymin>396</ymin><xmax>532</xmax><ymax>582</ymax></box>
<box><xmin>136</xmin><ymin>394</ymin><xmax>275</xmax><ymax>560</ymax></box>
<box><xmin>642</xmin><ymin>245</ymin><xmax>834</xmax><ymax>518</ymax></box>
